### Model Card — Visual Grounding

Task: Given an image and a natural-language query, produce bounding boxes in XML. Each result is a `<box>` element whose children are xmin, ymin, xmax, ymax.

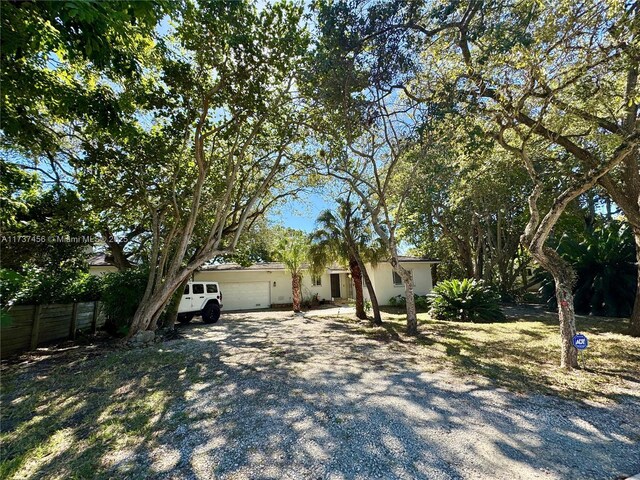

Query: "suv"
<box><xmin>177</xmin><ymin>281</ymin><xmax>223</xmax><ymax>324</ymax></box>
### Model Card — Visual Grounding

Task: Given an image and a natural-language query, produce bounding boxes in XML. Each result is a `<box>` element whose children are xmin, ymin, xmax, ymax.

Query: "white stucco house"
<box><xmin>90</xmin><ymin>253</ymin><xmax>438</xmax><ymax>311</ymax></box>
<box><xmin>193</xmin><ymin>256</ymin><xmax>438</xmax><ymax>311</ymax></box>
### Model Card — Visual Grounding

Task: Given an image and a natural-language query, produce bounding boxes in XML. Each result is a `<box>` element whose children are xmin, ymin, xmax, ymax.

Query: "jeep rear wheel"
<box><xmin>202</xmin><ymin>303</ymin><xmax>220</xmax><ymax>324</ymax></box>
<box><xmin>178</xmin><ymin>313</ymin><xmax>194</xmax><ymax>324</ymax></box>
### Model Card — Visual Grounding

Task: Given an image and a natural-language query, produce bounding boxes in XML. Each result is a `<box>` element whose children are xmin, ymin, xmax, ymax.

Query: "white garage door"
<box><xmin>221</xmin><ymin>282</ymin><xmax>270</xmax><ymax>311</ymax></box>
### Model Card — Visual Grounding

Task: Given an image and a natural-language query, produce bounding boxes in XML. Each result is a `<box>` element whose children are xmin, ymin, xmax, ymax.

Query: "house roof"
<box><xmin>200</xmin><ymin>262</ymin><xmax>287</xmax><ymax>271</ymax></box>
<box><xmin>396</xmin><ymin>256</ymin><xmax>440</xmax><ymax>263</ymax></box>
<box><xmin>199</xmin><ymin>256</ymin><xmax>438</xmax><ymax>272</ymax></box>
<box><xmin>90</xmin><ymin>254</ymin><xmax>439</xmax><ymax>271</ymax></box>
<box><xmin>88</xmin><ymin>253</ymin><xmax>115</xmax><ymax>267</ymax></box>
<box><xmin>199</xmin><ymin>262</ymin><xmax>348</xmax><ymax>272</ymax></box>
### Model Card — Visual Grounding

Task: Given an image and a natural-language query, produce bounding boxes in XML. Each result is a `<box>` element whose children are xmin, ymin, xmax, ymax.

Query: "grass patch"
<box><xmin>0</xmin><ymin>345</ymin><xmax>219</xmax><ymax>479</ymax></box>
<box><xmin>338</xmin><ymin>307</ymin><xmax>640</xmax><ymax>403</ymax></box>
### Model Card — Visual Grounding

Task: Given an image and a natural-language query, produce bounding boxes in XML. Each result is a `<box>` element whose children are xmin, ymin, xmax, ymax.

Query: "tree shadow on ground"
<box><xmin>1</xmin><ymin>312</ymin><xmax>639</xmax><ymax>479</ymax></box>
<box><xmin>325</xmin><ymin>309</ymin><xmax>640</xmax><ymax>413</ymax></box>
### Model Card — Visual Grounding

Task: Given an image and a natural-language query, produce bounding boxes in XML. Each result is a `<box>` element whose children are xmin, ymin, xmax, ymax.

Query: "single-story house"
<box><xmin>89</xmin><ymin>253</ymin><xmax>438</xmax><ymax>311</ymax></box>
<box><xmin>194</xmin><ymin>256</ymin><xmax>438</xmax><ymax>311</ymax></box>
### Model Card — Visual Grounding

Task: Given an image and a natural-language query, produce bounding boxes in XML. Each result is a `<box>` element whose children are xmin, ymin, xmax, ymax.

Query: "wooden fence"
<box><xmin>1</xmin><ymin>301</ymin><xmax>106</xmax><ymax>359</ymax></box>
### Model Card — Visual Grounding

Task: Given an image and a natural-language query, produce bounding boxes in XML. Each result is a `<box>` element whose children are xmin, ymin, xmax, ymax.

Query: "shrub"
<box><xmin>0</xmin><ymin>269</ymin><xmax>25</xmax><ymax>306</ymax></box>
<box><xmin>430</xmin><ymin>279</ymin><xmax>505</xmax><ymax>323</ymax></box>
<box><xmin>388</xmin><ymin>294</ymin><xmax>405</xmax><ymax>308</ymax></box>
<box><xmin>3</xmin><ymin>267</ymin><xmax>103</xmax><ymax>306</ymax></box>
<box><xmin>537</xmin><ymin>222</ymin><xmax>635</xmax><ymax>317</ymax></box>
<box><xmin>364</xmin><ymin>299</ymin><xmax>372</xmax><ymax>313</ymax></box>
<box><xmin>64</xmin><ymin>273</ymin><xmax>102</xmax><ymax>302</ymax></box>
<box><xmin>101</xmin><ymin>268</ymin><xmax>148</xmax><ymax>336</ymax></box>
<box><xmin>388</xmin><ymin>294</ymin><xmax>431</xmax><ymax>311</ymax></box>
<box><xmin>415</xmin><ymin>295</ymin><xmax>431</xmax><ymax>311</ymax></box>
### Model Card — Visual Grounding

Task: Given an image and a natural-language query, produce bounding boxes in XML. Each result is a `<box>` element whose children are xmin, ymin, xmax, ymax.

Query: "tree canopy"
<box><xmin>1</xmin><ymin>0</ymin><xmax>638</xmax><ymax>364</ymax></box>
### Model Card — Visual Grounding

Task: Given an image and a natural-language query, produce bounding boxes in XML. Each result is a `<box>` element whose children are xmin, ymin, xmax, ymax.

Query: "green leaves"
<box><xmin>538</xmin><ymin>221</ymin><xmax>636</xmax><ymax>318</ymax></box>
<box><xmin>1</xmin><ymin>267</ymin><xmax>102</xmax><ymax>307</ymax></box>
<box><xmin>1</xmin><ymin>0</ymin><xmax>169</xmax><ymax>173</ymax></box>
<box><xmin>431</xmin><ymin>278</ymin><xmax>506</xmax><ymax>323</ymax></box>
<box><xmin>274</xmin><ymin>229</ymin><xmax>309</xmax><ymax>276</ymax></box>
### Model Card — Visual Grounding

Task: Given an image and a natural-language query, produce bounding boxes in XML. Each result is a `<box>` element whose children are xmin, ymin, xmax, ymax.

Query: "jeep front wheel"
<box><xmin>202</xmin><ymin>303</ymin><xmax>221</xmax><ymax>324</ymax></box>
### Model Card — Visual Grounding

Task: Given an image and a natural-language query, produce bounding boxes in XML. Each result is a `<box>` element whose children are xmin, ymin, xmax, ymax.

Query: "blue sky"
<box><xmin>269</xmin><ymin>187</ymin><xmax>414</xmax><ymax>255</ymax></box>
<box><xmin>269</xmin><ymin>188</ymin><xmax>334</xmax><ymax>232</ymax></box>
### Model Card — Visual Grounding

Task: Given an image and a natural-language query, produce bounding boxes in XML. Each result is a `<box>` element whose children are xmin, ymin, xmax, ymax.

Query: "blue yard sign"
<box><xmin>573</xmin><ymin>334</ymin><xmax>588</xmax><ymax>350</ymax></box>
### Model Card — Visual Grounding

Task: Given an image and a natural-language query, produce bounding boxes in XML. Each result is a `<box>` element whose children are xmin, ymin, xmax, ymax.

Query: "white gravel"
<box><xmin>143</xmin><ymin>311</ymin><xmax>639</xmax><ymax>480</ymax></box>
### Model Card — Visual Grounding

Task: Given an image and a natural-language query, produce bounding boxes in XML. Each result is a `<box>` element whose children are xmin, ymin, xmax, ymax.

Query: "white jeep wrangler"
<box><xmin>177</xmin><ymin>281</ymin><xmax>223</xmax><ymax>324</ymax></box>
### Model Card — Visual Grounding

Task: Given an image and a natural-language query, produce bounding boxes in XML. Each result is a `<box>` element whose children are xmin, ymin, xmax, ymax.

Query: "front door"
<box><xmin>330</xmin><ymin>274</ymin><xmax>341</xmax><ymax>298</ymax></box>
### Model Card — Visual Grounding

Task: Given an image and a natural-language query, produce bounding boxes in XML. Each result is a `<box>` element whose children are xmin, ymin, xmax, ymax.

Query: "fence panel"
<box><xmin>1</xmin><ymin>301</ymin><xmax>103</xmax><ymax>359</ymax></box>
<box><xmin>0</xmin><ymin>306</ymin><xmax>34</xmax><ymax>357</ymax></box>
<box><xmin>38</xmin><ymin>304</ymin><xmax>74</xmax><ymax>344</ymax></box>
<box><xmin>76</xmin><ymin>302</ymin><xmax>95</xmax><ymax>330</ymax></box>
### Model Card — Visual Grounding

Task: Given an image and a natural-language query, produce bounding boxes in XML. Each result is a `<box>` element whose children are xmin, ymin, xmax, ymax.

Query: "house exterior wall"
<box><xmin>368</xmin><ymin>262</ymin><xmax>434</xmax><ymax>306</ymax></box>
<box><xmin>89</xmin><ymin>266</ymin><xmax>118</xmax><ymax>276</ymax></box>
<box><xmin>189</xmin><ymin>261</ymin><xmax>435</xmax><ymax>309</ymax></box>
<box><xmin>194</xmin><ymin>270</ymin><xmax>332</xmax><ymax>307</ymax></box>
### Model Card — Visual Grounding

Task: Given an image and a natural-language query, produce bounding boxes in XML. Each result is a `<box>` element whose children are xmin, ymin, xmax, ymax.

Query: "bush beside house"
<box><xmin>430</xmin><ymin>279</ymin><xmax>505</xmax><ymax>323</ymax></box>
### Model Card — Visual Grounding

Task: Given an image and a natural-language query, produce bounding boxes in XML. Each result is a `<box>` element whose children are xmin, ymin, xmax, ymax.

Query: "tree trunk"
<box><xmin>472</xmin><ymin>216</ymin><xmax>484</xmax><ymax>280</ymax></box>
<box><xmin>390</xmin><ymin>257</ymin><xmax>417</xmax><ymax>335</ymax></box>
<box><xmin>403</xmin><ymin>271</ymin><xmax>418</xmax><ymax>335</ymax></box>
<box><xmin>162</xmin><ymin>278</ymin><xmax>189</xmax><ymax>330</ymax></box>
<box><xmin>128</xmin><ymin>269</ymin><xmax>193</xmax><ymax>337</ymax></box>
<box><xmin>460</xmin><ymin>239</ymin><xmax>475</xmax><ymax>278</ymax></box>
<box><xmin>103</xmin><ymin>229</ymin><xmax>132</xmax><ymax>271</ymax></box>
<box><xmin>630</xmin><ymin>227</ymin><xmax>640</xmax><ymax>337</ymax></box>
<box><xmin>554</xmin><ymin>275</ymin><xmax>579</xmax><ymax>369</ymax></box>
<box><xmin>535</xmin><ymin>248</ymin><xmax>579</xmax><ymax>369</ymax></box>
<box><xmin>129</xmin><ymin>297</ymin><xmax>165</xmax><ymax>336</ymax></box>
<box><xmin>349</xmin><ymin>258</ymin><xmax>367</xmax><ymax>320</ymax></box>
<box><xmin>357</xmin><ymin>255</ymin><xmax>382</xmax><ymax>325</ymax></box>
<box><xmin>292</xmin><ymin>273</ymin><xmax>302</xmax><ymax>312</ymax></box>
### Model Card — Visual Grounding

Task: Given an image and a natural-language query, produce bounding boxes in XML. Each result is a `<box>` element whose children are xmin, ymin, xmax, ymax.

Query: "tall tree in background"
<box><xmin>403</xmin><ymin>115</ymin><xmax>532</xmax><ymax>297</ymax></box>
<box><xmin>1</xmin><ymin>1</ymin><xmax>172</xmax><ymax>272</ymax></box>
<box><xmin>121</xmin><ymin>0</ymin><xmax>309</xmax><ymax>335</ymax></box>
<box><xmin>2</xmin><ymin>0</ymin><xmax>310</xmax><ymax>336</ymax></box>
<box><xmin>1</xmin><ymin>0</ymin><xmax>168</xmax><ymax>178</ymax></box>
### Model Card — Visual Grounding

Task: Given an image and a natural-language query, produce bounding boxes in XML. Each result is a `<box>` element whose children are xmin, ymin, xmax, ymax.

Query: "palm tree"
<box><xmin>310</xmin><ymin>199</ymin><xmax>384</xmax><ymax>324</ymax></box>
<box><xmin>275</xmin><ymin>231</ymin><xmax>308</xmax><ymax>312</ymax></box>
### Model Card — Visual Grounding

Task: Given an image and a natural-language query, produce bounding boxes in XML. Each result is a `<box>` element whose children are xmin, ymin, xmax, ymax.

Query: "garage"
<box><xmin>220</xmin><ymin>282</ymin><xmax>271</xmax><ymax>311</ymax></box>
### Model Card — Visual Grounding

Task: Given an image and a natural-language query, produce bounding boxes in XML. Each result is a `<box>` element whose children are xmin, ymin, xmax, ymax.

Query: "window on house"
<box><xmin>192</xmin><ymin>284</ymin><xmax>204</xmax><ymax>294</ymax></box>
<box><xmin>312</xmin><ymin>275</ymin><xmax>322</xmax><ymax>286</ymax></box>
<box><xmin>392</xmin><ymin>270</ymin><xmax>412</xmax><ymax>286</ymax></box>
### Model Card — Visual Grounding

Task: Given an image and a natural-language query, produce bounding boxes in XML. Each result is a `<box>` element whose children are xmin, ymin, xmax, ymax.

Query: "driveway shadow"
<box><xmin>1</xmin><ymin>312</ymin><xmax>639</xmax><ymax>479</ymax></box>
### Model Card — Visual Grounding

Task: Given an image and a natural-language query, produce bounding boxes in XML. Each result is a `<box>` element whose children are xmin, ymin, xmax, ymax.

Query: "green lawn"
<box><xmin>1</xmin><ymin>348</ymin><xmax>195</xmax><ymax>479</ymax></box>
<box><xmin>339</xmin><ymin>306</ymin><xmax>640</xmax><ymax>403</ymax></box>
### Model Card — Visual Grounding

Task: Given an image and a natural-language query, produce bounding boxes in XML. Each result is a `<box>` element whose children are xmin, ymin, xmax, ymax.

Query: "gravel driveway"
<box><xmin>143</xmin><ymin>311</ymin><xmax>638</xmax><ymax>480</ymax></box>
